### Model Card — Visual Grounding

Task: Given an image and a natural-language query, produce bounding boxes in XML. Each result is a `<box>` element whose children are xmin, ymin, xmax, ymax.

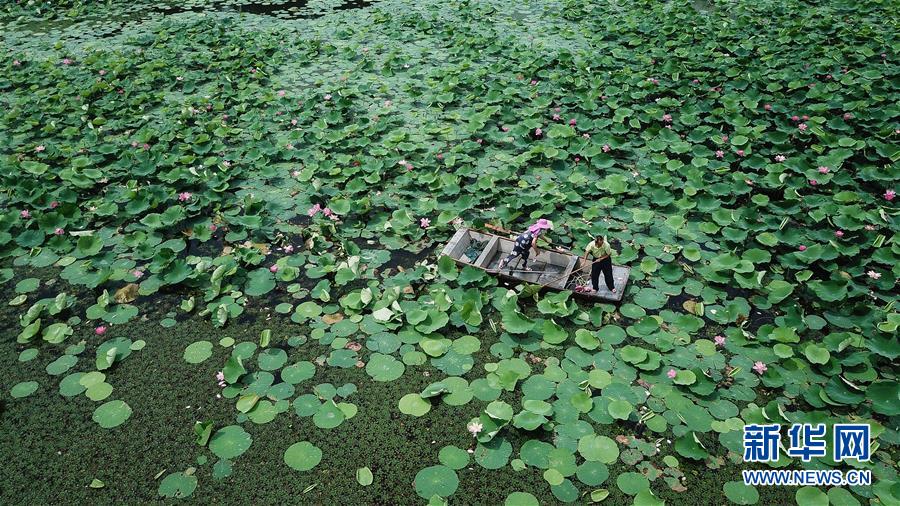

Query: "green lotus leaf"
<box><xmin>724</xmin><ymin>481</ymin><xmax>759</xmax><ymax>505</ymax></box>
<box><xmin>356</xmin><ymin>466</ymin><xmax>374</xmax><ymax>486</ymax></box>
<box><xmin>398</xmin><ymin>393</ymin><xmax>431</xmax><ymax>417</ymax></box>
<box><xmin>158</xmin><ymin>471</ymin><xmax>197</xmax><ymax>499</ymax></box>
<box><xmin>414</xmin><ymin>465</ymin><xmax>458</xmax><ymax>499</ymax></box>
<box><xmin>92</xmin><ymin>400</ymin><xmax>132</xmax><ymax>429</ymax></box>
<box><xmin>284</xmin><ymin>441</ymin><xmax>322</xmax><ymax>472</ymax></box>
<box><xmin>183</xmin><ymin>341</ymin><xmax>213</xmax><ymax>364</ymax></box>
<box><xmin>577</xmin><ymin>434</ymin><xmax>618</xmax><ymax>463</ymax></box>
<box><xmin>209</xmin><ymin>425</ymin><xmax>252</xmax><ymax>460</ymax></box>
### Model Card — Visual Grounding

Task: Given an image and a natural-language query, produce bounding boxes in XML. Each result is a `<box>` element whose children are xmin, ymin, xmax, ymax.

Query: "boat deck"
<box><xmin>440</xmin><ymin>228</ymin><xmax>629</xmax><ymax>302</ymax></box>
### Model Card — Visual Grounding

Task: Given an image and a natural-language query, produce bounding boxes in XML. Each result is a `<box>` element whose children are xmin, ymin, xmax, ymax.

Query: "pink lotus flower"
<box><xmin>582</xmin><ymin>133</ymin><xmax>590</xmax><ymax>139</ymax></box>
<box><xmin>222</xmin><ymin>114</ymin><xmax>229</xmax><ymax>120</ymax></box>
<box><xmin>569</xmin><ymin>118</ymin><xmax>576</xmax><ymax>126</ymax></box>
<box><xmin>534</xmin><ymin>128</ymin><xmax>543</xmax><ymax>137</ymax></box>
<box><xmin>329</xmin><ymin>214</ymin><xmax>339</xmax><ymax>221</ymax></box>
<box><xmin>736</xmin><ymin>150</ymin><xmax>745</xmax><ymax>157</ymax></box>
<box><xmin>721</xmin><ymin>135</ymin><xmax>728</xmax><ymax>142</ymax></box>
<box><xmin>99</xmin><ymin>69</ymin><xmax>106</xmax><ymax>76</ymax></box>
<box><xmin>95</xmin><ymin>326</ymin><xmax>107</xmax><ymax>335</ymax></box>
<box><xmin>50</xmin><ymin>201</ymin><xmax>59</xmax><ymax>209</ymax></box>
<box><xmin>223</xmin><ymin>160</ymin><xmax>231</xmax><ymax>167</ymax></box>
<box><xmin>324</xmin><ymin>94</ymin><xmax>332</xmax><ymax>101</ymax></box>
<box><xmin>798</xmin><ymin>123</ymin><xmax>808</xmax><ymax>131</ymax></box>
<box><xmin>54</xmin><ymin>227</ymin><xmax>64</xmax><ymax>235</ymax></box>
<box><xmin>601</xmin><ymin>144</ymin><xmax>610</xmax><ymax>153</ymax></box>
<box><xmin>384</xmin><ymin>100</ymin><xmax>392</xmax><ymax>107</ymax></box>
<box><xmin>322</xmin><ymin>207</ymin><xmax>333</xmax><ymax>217</ymax></box>
<box><xmin>467</xmin><ymin>420</ymin><xmax>483</xmax><ymax>436</ymax></box>
<box><xmin>178</xmin><ymin>192</ymin><xmax>192</xmax><ymax>202</ymax></box>
<box><xmin>291</xmin><ymin>119</ymin><xmax>297</xmax><ymax>126</ymax></box>
<box><xmin>764</xmin><ymin>104</ymin><xmax>772</xmax><ymax>111</ymax></box>
<box><xmin>269</xmin><ymin>265</ymin><xmax>279</xmax><ymax>273</ymax></box>
<box><xmin>791</xmin><ymin>115</ymin><xmax>800</xmax><ymax>122</ymax></box>
<box><xmin>476</xmin><ymin>138</ymin><xmax>483</xmax><ymax>144</ymax></box>
<box><xmin>502</xmin><ymin>126</ymin><xmax>510</xmax><ymax>132</ymax></box>
<box><xmin>885</xmin><ymin>189</ymin><xmax>896</xmax><ymax>201</ymax></box>
<box><xmin>132</xmin><ymin>270</ymin><xmax>144</xmax><ymax>278</ymax></box>
<box><xmin>62</xmin><ymin>58</ymin><xmax>72</xmax><ymax>65</ymax></box>
<box><xmin>283</xmin><ymin>245</ymin><xmax>294</xmax><ymax>253</ymax></box>
<box><xmin>131</xmin><ymin>141</ymin><xmax>138</xmax><ymax>148</ymax></box>
<box><xmin>865</xmin><ymin>224</ymin><xmax>876</xmax><ymax>231</ymax></box>
<box><xmin>285</xmin><ymin>143</ymin><xmax>294</xmax><ymax>150</ymax></box>
<box><xmin>802</xmin><ymin>115</ymin><xmax>809</xmax><ymax>121</ymax></box>
<box><xmin>715</xmin><ymin>150</ymin><xmax>724</xmax><ymax>159</ymax></box>
<box><xmin>667</xmin><ymin>369</ymin><xmax>677</xmax><ymax>379</ymax></box>
<box><xmin>13</xmin><ymin>59</ymin><xmax>21</xmax><ymax>66</ymax></box>
<box><xmin>554</xmin><ymin>107</ymin><xmax>561</xmax><ymax>112</ymax></box>
<box><xmin>798</xmin><ymin>245</ymin><xmax>807</xmax><ymax>252</ymax></box>
<box><xmin>867</xmin><ymin>270</ymin><xmax>881</xmax><ymax>280</ymax></box>
<box><xmin>818</xmin><ymin>166</ymin><xmax>829</xmax><ymax>174</ymax></box>
<box><xmin>250</xmin><ymin>68</ymin><xmax>257</xmax><ymax>74</ymax></box>
<box><xmin>662</xmin><ymin>114</ymin><xmax>672</xmax><ymax>123</ymax></box>
<box><xmin>346</xmin><ymin>342</ymin><xmax>362</xmax><ymax>352</ymax></box>
<box><xmin>714</xmin><ymin>335</ymin><xmax>725</xmax><ymax>347</ymax></box>
<box><xmin>308</xmin><ymin>204</ymin><xmax>321</xmax><ymax>217</ymax></box>
<box><xmin>809</xmin><ymin>179</ymin><xmax>818</xmax><ymax>186</ymax></box>
<box><xmin>436</xmin><ymin>153</ymin><xmax>443</xmax><ymax>160</ymax></box>
<box><xmin>209</xmin><ymin>224</ymin><xmax>218</xmax><ymax>231</ymax></box>
<box><xmin>552</xmin><ymin>114</ymin><xmax>560</xmax><ymax>121</ymax></box>
<box><xmin>752</xmin><ymin>361</ymin><xmax>767</xmax><ymax>374</ymax></box>
<box><xmin>277</xmin><ymin>90</ymin><xmax>286</xmax><ymax>97</ymax></box>
<box><xmin>834</xmin><ymin>230</ymin><xmax>844</xmax><ymax>238</ymax></box>
<box><xmin>291</xmin><ymin>170</ymin><xmax>300</xmax><ymax>177</ymax></box>
<box><xmin>215</xmin><ymin>371</ymin><xmax>225</xmax><ymax>382</ymax></box>
<box><xmin>20</xmin><ymin>210</ymin><xmax>30</xmax><ymax>219</ymax></box>
<box><xmin>35</xmin><ymin>145</ymin><xmax>45</xmax><ymax>152</ymax></box>
<box><xmin>420</xmin><ymin>217</ymin><xmax>431</xmax><ymax>228</ymax></box>
<box><xmin>530</xmin><ymin>80</ymin><xmax>537</xmax><ymax>85</ymax></box>
<box><xmin>843</xmin><ymin>113</ymin><xmax>852</xmax><ymax>120</ymax></box>
<box><xmin>143</xmin><ymin>143</ymin><xmax>150</xmax><ymax>150</ymax></box>
<box><xmin>775</xmin><ymin>155</ymin><xmax>786</xmax><ymax>162</ymax></box>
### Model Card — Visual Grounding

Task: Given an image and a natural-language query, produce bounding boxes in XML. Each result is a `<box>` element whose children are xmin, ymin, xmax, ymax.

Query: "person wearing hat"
<box><xmin>498</xmin><ymin>219</ymin><xmax>554</xmax><ymax>273</ymax></box>
<box><xmin>583</xmin><ymin>235</ymin><xmax>616</xmax><ymax>293</ymax></box>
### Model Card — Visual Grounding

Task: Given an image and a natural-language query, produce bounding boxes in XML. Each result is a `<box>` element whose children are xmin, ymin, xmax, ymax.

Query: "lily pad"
<box><xmin>283</xmin><ymin>441</ymin><xmax>322</xmax><ymax>471</ymax></box>
<box><xmin>414</xmin><ymin>465</ymin><xmax>459</xmax><ymax>499</ymax></box>
<box><xmin>92</xmin><ymin>400</ymin><xmax>132</xmax><ymax>428</ymax></box>
<box><xmin>209</xmin><ymin>425</ymin><xmax>252</xmax><ymax>460</ymax></box>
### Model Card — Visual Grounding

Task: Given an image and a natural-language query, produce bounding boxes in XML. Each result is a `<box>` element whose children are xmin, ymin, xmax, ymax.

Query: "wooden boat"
<box><xmin>439</xmin><ymin>228</ymin><xmax>630</xmax><ymax>302</ymax></box>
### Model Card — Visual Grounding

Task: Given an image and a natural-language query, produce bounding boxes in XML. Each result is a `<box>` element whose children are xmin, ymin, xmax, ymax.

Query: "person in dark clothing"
<box><xmin>582</xmin><ymin>235</ymin><xmax>616</xmax><ymax>293</ymax></box>
<box><xmin>497</xmin><ymin>219</ymin><xmax>554</xmax><ymax>273</ymax></box>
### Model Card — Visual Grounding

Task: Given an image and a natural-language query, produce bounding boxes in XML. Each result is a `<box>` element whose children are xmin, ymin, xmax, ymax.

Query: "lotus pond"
<box><xmin>1</xmin><ymin>0</ymin><xmax>898</xmax><ymax>504</ymax></box>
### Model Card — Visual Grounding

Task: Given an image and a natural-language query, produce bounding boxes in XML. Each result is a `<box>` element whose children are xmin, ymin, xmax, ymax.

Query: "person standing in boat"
<box><xmin>583</xmin><ymin>235</ymin><xmax>616</xmax><ymax>293</ymax></box>
<box><xmin>497</xmin><ymin>219</ymin><xmax>554</xmax><ymax>273</ymax></box>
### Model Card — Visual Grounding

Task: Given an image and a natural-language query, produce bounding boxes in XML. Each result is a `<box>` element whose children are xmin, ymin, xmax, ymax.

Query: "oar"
<box><xmin>492</xmin><ymin>268</ymin><xmax>555</xmax><ymax>275</ymax></box>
